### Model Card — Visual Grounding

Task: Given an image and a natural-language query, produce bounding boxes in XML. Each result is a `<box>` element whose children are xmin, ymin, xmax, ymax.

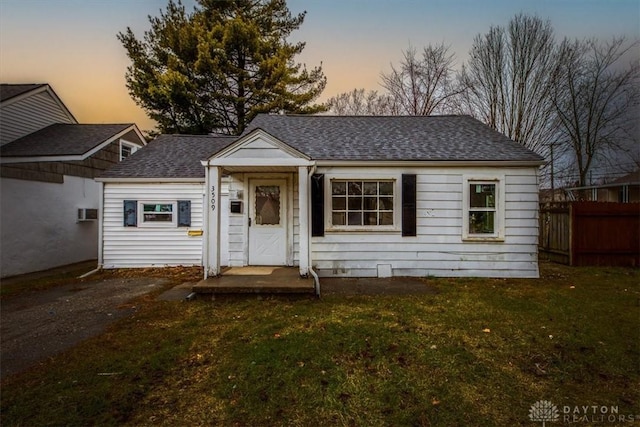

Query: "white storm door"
<box><xmin>249</xmin><ymin>179</ymin><xmax>287</xmax><ymax>265</ymax></box>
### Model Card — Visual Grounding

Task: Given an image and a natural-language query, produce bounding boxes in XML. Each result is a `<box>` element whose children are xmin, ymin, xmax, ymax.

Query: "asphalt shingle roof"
<box><xmin>0</xmin><ymin>84</ymin><xmax>46</xmax><ymax>102</ymax></box>
<box><xmin>242</xmin><ymin>114</ymin><xmax>544</xmax><ymax>162</ymax></box>
<box><xmin>99</xmin><ymin>134</ymin><xmax>237</xmax><ymax>179</ymax></box>
<box><xmin>99</xmin><ymin>115</ymin><xmax>543</xmax><ymax>180</ymax></box>
<box><xmin>611</xmin><ymin>169</ymin><xmax>640</xmax><ymax>185</ymax></box>
<box><xmin>0</xmin><ymin>124</ymin><xmax>134</xmax><ymax>157</ymax></box>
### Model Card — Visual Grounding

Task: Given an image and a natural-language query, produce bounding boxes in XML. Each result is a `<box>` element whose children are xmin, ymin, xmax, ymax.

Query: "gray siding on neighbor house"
<box><xmin>1</xmin><ymin>139</ymin><xmax>122</xmax><ymax>183</ymax></box>
<box><xmin>0</xmin><ymin>90</ymin><xmax>75</xmax><ymax>145</ymax></box>
<box><xmin>1</xmin><ymin>175</ymin><xmax>100</xmax><ymax>278</ymax></box>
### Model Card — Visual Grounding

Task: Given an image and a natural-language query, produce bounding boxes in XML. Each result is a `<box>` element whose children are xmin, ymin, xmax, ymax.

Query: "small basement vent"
<box><xmin>78</xmin><ymin>208</ymin><xmax>98</xmax><ymax>222</ymax></box>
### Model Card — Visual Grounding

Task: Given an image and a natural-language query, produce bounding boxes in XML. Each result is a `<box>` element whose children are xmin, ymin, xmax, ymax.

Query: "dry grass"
<box><xmin>1</xmin><ymin>262</ymin><xmax>638</xmax><ymax>426</ymax></box>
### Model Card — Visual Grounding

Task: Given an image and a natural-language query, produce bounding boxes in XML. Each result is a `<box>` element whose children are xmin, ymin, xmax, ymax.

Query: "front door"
<box><xmin>249</xmin><ymin>179</ymin><xmax>287</xmax><ymax>265</ymax></box>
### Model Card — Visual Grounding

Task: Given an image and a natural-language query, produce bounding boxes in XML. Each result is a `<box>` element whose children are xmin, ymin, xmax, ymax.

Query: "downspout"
<box><xmin>79</xmin><ymin>267</ymin><xmax>101</xmax><ymax>279</ymax></box>
<box><xmin>309</xmin><ymin>265</ymin><xmax>320</xmax><ymax>297</ymax></box>
<box><xmin>81</xmin><ymin>181</ymin><xmax>105</xmax><ymax>279</ymax></box>
<box><xmin>308</xmin><ymin>164</ymin><xmax>320</xmax><ymax>296</ymax></box>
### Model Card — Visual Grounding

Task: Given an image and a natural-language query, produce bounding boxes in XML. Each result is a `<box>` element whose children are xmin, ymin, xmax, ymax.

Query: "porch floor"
<box><xmin>193</xmin><ymin>266</ymin><xmax>315</xmax><ymax>295</ymax></box>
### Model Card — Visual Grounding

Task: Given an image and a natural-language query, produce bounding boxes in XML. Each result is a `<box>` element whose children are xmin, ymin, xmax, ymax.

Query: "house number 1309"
<box><xmin>211</xmin><ymin>185</ymin><xmax>216</xmax><ymax>211</ymax></box>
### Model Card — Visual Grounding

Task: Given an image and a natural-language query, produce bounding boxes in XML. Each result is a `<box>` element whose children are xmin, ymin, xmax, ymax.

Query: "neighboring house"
<box><xmin>539</xmin><ymin>188</ymin><xmax>570</xmax><ymax>203</ymax></box>
<box><xmin>565</xmin><ymin>169</ymin><xmax>640</xmax><ymax>203</ymax></box>
<box><xmin>0</xmin><ymin>84</ymin><xmax>146</xmax><ymax>277</ymax></box>
<box><xmin>97</xmin><ymin>114</ymin><xmax>544</xmax><ymax>279</ymax></box>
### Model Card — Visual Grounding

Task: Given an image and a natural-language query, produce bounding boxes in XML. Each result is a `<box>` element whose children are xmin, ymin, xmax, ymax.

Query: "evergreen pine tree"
<box><xmin>118</xmin><ymin>0</ymin><xmax>326</xmax><ymax>134</ymax></box>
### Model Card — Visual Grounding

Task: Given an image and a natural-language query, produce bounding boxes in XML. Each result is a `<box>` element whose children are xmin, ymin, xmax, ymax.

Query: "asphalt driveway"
<box><xmin>0</xmin><ymin>266</ymin><xmax>438</xmax><ymax>380</ymax></box>
<box><xmin>1</xmin><ymin>275</ymin><xmax>169</xmax><ymax>380</ymax></box>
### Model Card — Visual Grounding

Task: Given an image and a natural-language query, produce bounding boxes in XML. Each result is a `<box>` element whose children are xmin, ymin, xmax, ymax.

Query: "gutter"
<box><xmin>95</xmin><ymin>177</ymin><xmax>205</xmax><ymax>183</ymax></box>
<box><xmin>308</xmin><ymin>164</ymin><xmax>320</xmax><ymax>297</ymax></box>
<box><xmin>313</xmin><ymin>160</ymin><xmax>545</xmax><ymax>167</ymax></box>
<box><xmin>80</xmin><ymin>180</ymin><xmax>105</xmax><ymax>279</ymax></box>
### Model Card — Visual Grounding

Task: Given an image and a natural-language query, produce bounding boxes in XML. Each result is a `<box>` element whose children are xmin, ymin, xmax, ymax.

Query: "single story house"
<box><xmin>0</xmin><ymin>84</ymin><xmax>146</xmax><ymax>277</ymax></box>
<box><xmin>97</xmin><ymin>114</ymin><xmax>544</xmax><ymax>279</ymax></box>
<box><xmin>565</xmin><ymin>169</ymin><xmax>640</xmax><ymax>203</ymax></box>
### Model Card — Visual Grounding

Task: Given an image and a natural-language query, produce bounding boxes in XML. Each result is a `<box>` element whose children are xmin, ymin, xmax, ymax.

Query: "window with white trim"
<box><xmin>330</xmin><ymin>180</ymin><xmax>395</xmax><ymax>228</ymax></box>
<box><xmin>124</xmin><ymin>200</ymin><xmax>191</xmax><ymax>227</ymax></box>
<box><xmin>120</xmin><ymin>141</ymin><xmax>138</xmax><ymax>160</ymax></box>
<box><xmin>138</xmin><ymin>202</ymin><xmax>177</xmax><ymax>227</ymax></box>
<box><xmin>462</xmin><ymin>177</ymin><xmax>505</xmax><ymax>240</ymax></box>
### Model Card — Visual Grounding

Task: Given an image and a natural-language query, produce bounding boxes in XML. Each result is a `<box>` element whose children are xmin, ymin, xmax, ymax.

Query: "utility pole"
<box><xmin>550</xmin><ymin>142</ymin><xmax>555</xmax><ymax>202</ymax></box>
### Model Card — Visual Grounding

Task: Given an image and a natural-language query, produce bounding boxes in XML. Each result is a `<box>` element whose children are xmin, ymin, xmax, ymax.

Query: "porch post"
<box><xmin>207</xmin><ymin>165</ymin><xmax>222</xmax><ymax>277</ymax></box>
<box><xmin>298</xmin><ymin>166</ymin><xmax>309</xmax><ymax>276</ymax></box>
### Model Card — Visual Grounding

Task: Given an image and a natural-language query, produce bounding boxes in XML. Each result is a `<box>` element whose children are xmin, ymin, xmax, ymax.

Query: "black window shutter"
<box><xmin>178</xmin><ymin>200</ymin><xmax>191</xmax><ymax>227</ymax></box>
<box><xmin>124</xmin><ymin>200</ymin><xmax>137</xmax><ymax>227</ymax></box>
<box><xmin>311</xmin><ymin>174</ymin><xmax>324</xmax><ymax>237</ymax></box>
<box><xmin>402</xmin><ymin>174</ymin><xmax>417</xmax><ymax>236</ymax></box>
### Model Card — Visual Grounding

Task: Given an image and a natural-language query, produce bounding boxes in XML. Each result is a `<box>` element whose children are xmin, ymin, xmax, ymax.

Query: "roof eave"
<box><xmin>313</xmin><ymin>159</ymin><xmax>545</xmax><ymax>167</ymax></box>
<box><xmin>0</xmin><ymin>155</ymin><xmax>84</xmax><ymax>163</ymax></box>
<box><xmin>96</xmin><ymin>177</ymin><xmax>205</xmax><ymax>183</ymax></box>
<box><xmin>0</xmin><ymin>124</ymin><xmax>145</xmax><ymax>162</ymax></box>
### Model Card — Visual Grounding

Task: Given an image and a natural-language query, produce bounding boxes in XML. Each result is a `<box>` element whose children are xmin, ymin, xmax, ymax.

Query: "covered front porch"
<box><xmin>202</xmin><ymin>128</ymin><xmax>316</xmax><ymax>287</ymax></box>
<box><xmin>193</xmin><ymin>266</ymin><xmax>315</xmax><ymax>295</ymax></box>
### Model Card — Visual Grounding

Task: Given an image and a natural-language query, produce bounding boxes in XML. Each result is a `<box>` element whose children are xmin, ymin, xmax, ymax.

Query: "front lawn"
<box><xmin>1</xmin><ymin>262</ymin><xmax>638</xmax><ymax>426</ymax></box>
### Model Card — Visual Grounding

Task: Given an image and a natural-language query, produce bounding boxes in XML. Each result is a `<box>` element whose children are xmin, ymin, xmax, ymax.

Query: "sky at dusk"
<box><xmin>1</xmin><ymin>0</ymin><xmax>638</xmax><ymax>132</ymax></box>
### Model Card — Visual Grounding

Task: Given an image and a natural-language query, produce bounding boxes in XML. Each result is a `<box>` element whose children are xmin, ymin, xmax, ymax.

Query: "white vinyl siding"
<box><xmin>1</xmin><ymin>91</ymin><xmax>76</xmax><ymax>145</ymax></box>
<box><xmin>311</xmin><ymin>167</ymin><xmax>539</xmax><ymax>278</ymax></box>
<box><xmin>102</xmin><ymin>183</ymin><xmax>205</xmax><ymax>268</ymax></box>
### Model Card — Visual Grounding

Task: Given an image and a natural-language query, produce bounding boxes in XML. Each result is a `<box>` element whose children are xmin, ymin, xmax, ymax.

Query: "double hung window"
<box><xmin>141</xmin><ymin>202</ymin><xmax>175</xmax><ymax>225</ymax></box>
<box><xmin>330</xmin><ymin>180</ymin><xmax>395</xmax><ymax>228</ymax></box>
<box><xmin>462</xmin><ymin>177</ymin><xmax>504</xmax><ymax>241</ymax></box>
<box><xmin>124</xmin><ymin>200</ymin><xmax>191</xmax><ymax>228</ymax></box>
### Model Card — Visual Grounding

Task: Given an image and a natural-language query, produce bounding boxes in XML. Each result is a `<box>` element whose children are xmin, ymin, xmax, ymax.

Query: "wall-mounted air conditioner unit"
<box><xmin>77</xmin><ymin>208</ymin><xmax>98</xmax><ymax>222</ymax></box>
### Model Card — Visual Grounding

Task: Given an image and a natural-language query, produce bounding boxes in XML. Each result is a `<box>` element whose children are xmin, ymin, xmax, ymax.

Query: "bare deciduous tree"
<box><xmin>459</xmin><ymin>14</ymin><xmax>559</xmax><ymax>155</ymax></box>
<box><xmin>381</xmin><ymin>43</ymin><xmax>462</xmax><ymax>115</ymax></box>
<box><xmin>326</xmin><ymin>89</ymin><xmax>394</xmax><ymax>115</ymax></box>
<box><xmin>551</xmin><ymin>37</ymin><xmax>640</xmax><ymax>186</ymax></box>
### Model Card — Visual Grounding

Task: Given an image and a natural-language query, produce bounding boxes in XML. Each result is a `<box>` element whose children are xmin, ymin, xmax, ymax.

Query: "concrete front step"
<box><xmin>193</xmin><ymin>266</ymin><xmax>315</xmax><ymax>295</ymax></box>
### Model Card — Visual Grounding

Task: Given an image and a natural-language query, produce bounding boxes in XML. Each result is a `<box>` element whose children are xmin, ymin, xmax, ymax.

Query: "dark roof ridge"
<box><xmin>60</xmin><ymin>122</ymin><xmax>135</xmax><ymax>126</ymax></box>
<box><xmin>259</xmin><ymin>113</ymin><xmax>472</xmax><ymax>118</ymax></box>
<box><xmin>156</xmin><ymin>133</ymin><xmax>236</xmax><ymax>138</ymax></box>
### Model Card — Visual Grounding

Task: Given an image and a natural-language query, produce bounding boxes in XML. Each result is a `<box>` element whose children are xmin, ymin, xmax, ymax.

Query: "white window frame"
<box><xmin>462</xmin><ymin>175</ymin><xmax>505</xmax><ymax>241</ymax></box>
<box><xmin>325</xmin><ymin>176</ymin><xmax>399</xmax><ymax>232</ymax></box>
<box><xmin>120</xmin><ymin>140</ymin><xmax>139</xmax><ymax>161</ymax></box>
<box><xmin>138</xmin><ymin>201</ymin><xmax>177</xmax><ymax>228</ymax></box>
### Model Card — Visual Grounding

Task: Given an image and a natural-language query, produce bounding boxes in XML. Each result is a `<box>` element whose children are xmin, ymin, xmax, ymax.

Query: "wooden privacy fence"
<box><xmin>539</xmin><ymin>201</ymin><xmax>640</xmax><ymax>267</ymax></box>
